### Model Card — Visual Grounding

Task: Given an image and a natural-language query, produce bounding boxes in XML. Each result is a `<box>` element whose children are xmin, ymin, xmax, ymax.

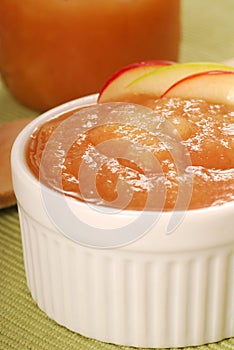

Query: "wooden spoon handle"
<box><xmin>0</xmin><ymin>117</ymin><xmax>33</xmax><ymax>209</ymax></box>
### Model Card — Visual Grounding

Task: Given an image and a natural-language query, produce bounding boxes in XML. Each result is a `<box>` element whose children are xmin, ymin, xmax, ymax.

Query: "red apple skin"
<box><xmin>160</xmin><ymin>70</ymin><xmax>234</xmax><ymax>107</ymax></box>
<box><xmin>98</xmin><ymin>60</ymin><xmax>175</xmax><ymax>102</ymax></box>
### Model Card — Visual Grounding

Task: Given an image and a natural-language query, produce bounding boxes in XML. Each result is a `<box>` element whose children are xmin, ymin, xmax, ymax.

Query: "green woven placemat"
<box><xmin>1</xmin><ymin>0</ymin><xmax>234</xmax><ymax>349</ymax></box>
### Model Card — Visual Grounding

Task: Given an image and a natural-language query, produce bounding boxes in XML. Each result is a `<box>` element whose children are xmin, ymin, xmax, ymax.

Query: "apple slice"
<box><xmin>162</xmin><ymin>70</ymin><xmax>234</xmax><ymax>106</ymax></box>
<box><xmin>98</xmin><ymin>60</ymin><xmax>174</xmax><ymax>103</ymax></box>
<box><xmin>98</xmin><ymin>62</ymin><xmax>234</xmax><ymax>103</ymax></box>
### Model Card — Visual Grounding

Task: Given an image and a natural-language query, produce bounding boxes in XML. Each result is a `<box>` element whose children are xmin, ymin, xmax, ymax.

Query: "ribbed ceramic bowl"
<box><xmin>11</xmin><ymin>94</ymin><xmax>234</xmax><ymax>348</ymax></box>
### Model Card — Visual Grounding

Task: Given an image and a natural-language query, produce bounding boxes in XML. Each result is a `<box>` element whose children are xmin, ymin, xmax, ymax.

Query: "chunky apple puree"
<box><xmin>26</xmin><ymin>98</ymin><xmax>234</xmax><ymax>210</ymax></box>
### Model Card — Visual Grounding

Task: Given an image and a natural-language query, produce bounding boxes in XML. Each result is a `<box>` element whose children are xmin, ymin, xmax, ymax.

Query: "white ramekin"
<box><xmin>11</xmin><ymin>94</ymin><xmax>234</xmax><ymax>348</ymax></box>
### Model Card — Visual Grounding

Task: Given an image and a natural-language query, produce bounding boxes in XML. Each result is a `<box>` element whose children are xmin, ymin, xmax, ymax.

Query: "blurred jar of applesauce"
<box><xmin>0</xmin><ymin>0</ymin><xmax>180</xmax><ymax>111</ymax></box>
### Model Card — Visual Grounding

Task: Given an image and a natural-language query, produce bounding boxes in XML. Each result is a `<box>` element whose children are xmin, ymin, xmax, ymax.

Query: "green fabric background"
<box><xmin>1</xmin><ymin>1</ymin><xmax>234</xmax><ymax>349</ymax></box>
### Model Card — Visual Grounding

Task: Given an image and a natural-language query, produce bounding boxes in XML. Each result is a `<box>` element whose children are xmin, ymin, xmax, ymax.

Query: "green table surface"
<box><xmin>1</xmin><ymin>0</ymin><xmax>234</xmax><ymax>349</ymax></box>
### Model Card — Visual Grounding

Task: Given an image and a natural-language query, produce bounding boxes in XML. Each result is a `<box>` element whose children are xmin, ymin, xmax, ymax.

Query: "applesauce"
<box><xmin>0</xmin><ymin>0</ymin><xmax>180</xmax><ymax>111</ymax></box>
<box><xmin>26</xmin><ymin>97</ymin><xmax>234</xmax><ymax>211</ymax></box>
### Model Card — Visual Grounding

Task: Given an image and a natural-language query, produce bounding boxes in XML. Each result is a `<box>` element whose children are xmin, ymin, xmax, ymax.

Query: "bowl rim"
<box><xmin>11</xmin><ymin>94</ymin><xmax>234</xmax><ymax>251</ymax></box>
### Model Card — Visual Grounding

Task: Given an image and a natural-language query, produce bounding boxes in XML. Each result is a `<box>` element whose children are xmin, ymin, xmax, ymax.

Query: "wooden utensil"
<box><xmin>0</xmin><ymin>118</ymin><xmax>33</xmax><ymax>209</ymax></box>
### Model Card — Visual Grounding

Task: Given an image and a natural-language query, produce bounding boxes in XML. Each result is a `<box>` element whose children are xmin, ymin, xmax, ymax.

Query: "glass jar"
<box><xmin>0</xmin><ymin>0</ymin><xmax>180</xmax><ymax>111</ymax></box>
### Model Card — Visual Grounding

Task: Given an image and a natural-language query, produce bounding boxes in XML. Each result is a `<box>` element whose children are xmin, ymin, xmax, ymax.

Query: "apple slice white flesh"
<box><xmin>162</xmin><ymin>70</ymin><xmax>234</xmax><ymax>106</ymax></box>
<box><xmin>98</xmin><ymin>60</ymin><xmax>174</xmax><ymax>103</ymax></box>
<box><xmin>99</xmin><ymin>62</ymin><xmax>234</xmax><ymax>103</ymax></box>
